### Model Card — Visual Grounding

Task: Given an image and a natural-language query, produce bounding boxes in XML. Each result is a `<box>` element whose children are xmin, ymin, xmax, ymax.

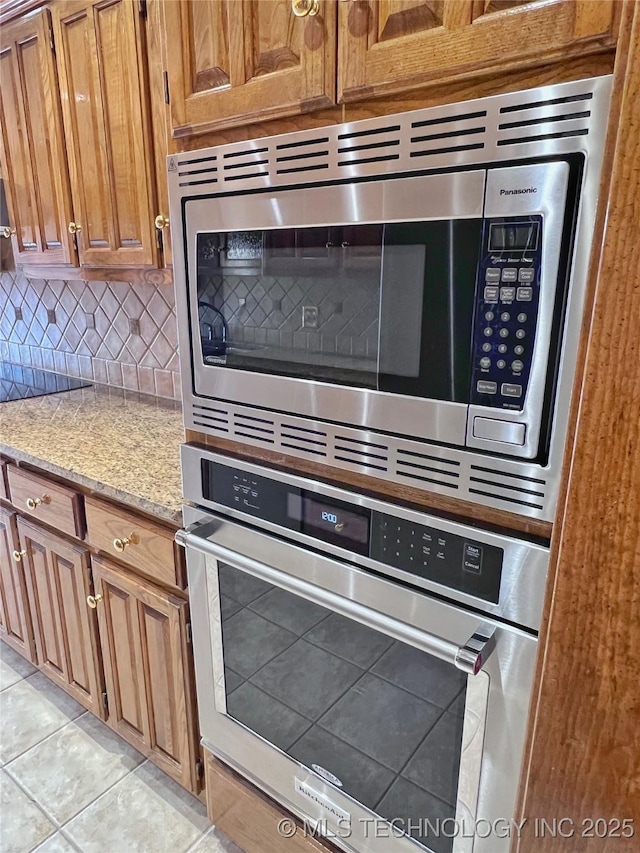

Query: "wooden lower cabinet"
<box><xmin>17</xmin><ymin>517</ymin><xmax>105</xmax><ymax>716</ymax></box>
<box><xmin>0</xmin><ymin>508</ymin><xmax>37</xmax><ymax>662</ymax></box>
<box><xmin>91</xmin><ymin>556</ymin><xmax>200</xmax><ymax>793</ymax></box>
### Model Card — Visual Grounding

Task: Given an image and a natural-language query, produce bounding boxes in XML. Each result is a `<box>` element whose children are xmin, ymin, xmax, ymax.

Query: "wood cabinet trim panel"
<box><xmin>0</xmin><ymin>460</ymin><xmax>9</xmax><ymax>503</ymax></box>
<box><xmin>92</xmin><ymin>556</ymin><xmax>199</xmax><ymax>792</ymax></box>
<box><xmin>0</xmin><ymin>507</ymin><xmax>37</xmax><ymax>662</ymax></box>
<box><xmin>7</xmin><ymin>465</ymin><xmax>85</xmax><ymax>540</ymax></box>
<box><xmin>17</xmin><ymin>515</ymin><xmax>104</xmax><ymax>716</ymax></box>
<box><xmin>515</xmin><ymin>1</ymin><xmax>640</xmax><ymax>845</ymax></box>
<box><xmin>338</xmin><ymin>0</ymin><xmax>618</xmax><ymax>103</ymax></box>
<box><xmin>0</xmin><ymin>8</ymin><xmax>77</xmax><ymax>265</ymax></box>
<box><xmin>85</xmin><ymin>496</ymin><xmax>182</xmax><ymax>590</ymax></box>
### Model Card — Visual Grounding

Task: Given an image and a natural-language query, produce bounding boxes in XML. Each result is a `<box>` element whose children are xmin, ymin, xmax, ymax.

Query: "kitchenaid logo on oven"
<box><xmin>499</xmin><ymin>186</ymin><xmax>538</xmax><ymax>195</ymax></box>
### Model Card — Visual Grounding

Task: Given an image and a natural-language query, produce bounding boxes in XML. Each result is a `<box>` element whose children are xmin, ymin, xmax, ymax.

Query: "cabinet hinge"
<box><xmin>88</xmin><ymin>565</ymin><xmax>94</xmax><ymax>588</ymax></box>
<box><xmin>139</xmin><ymin>0</ymin><xmax>147</xmax><ymax>19</ymax></box>
<box><xmin>101</xmin><ymin>691</ymin><xmax>109</xmax><ymax>712</ymax></box>
<box><xmin>196</xmin><ymin>759</ymin><xmax>204</xmax><ymax>780</ymax></box>
<box><xmin>163</xmin><ymin>70</ymin><xmax>170</xmax><ymax>105</ymax></box>
<box><xmin>186</xmin><ymin>622</ymin><xmax>192</xmax><ymax>644</ymax></box>
<box><xmin>156</xmin><ymin>226</ymin><xmax>164</xmax><ymax>253</ymax></box>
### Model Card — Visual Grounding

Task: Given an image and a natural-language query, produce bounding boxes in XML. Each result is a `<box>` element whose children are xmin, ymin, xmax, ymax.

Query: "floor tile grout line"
<box><xmin>1</xmin><ymin>764</ymin><xmax>63</xmax><ymax>833</ymax></box>
<box><xmin>1</xmin><ymin>708</ymin><xmax>90</xmax><ymax>767</ymax></box>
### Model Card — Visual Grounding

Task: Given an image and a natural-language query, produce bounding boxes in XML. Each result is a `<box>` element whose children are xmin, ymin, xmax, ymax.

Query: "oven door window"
<box><xmin>196</xmin><ymin>220</ymin><xmax>482</xmax><ymax>401</ymax></box>
<box><xmin>217</xmin><ymin>562</ymin><xmax>468</xmax><ymax>851</ymax></box>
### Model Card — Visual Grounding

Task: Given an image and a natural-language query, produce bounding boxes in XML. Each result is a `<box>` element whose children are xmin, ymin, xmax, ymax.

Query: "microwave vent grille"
<box><xmin>468</xmin><ymin>464</ymin><xmax>546</xmax><ymax>510</ymax></box>
<box><xmin>395</xmin><ymin>448</ymin><xmax>460</xmax><ymax>489</ymax></box>
<box><xmin>409</xmin><ymin>109</ymin><xmax>487</xmax><ymax>160</ymax></box>
<box><xmin>191</xmin><ymin>403</ymin><xmax>229</xmax><ymax>433</ymax></box>
<box><xmin>232</xmin><ymin>412</ymin><xmax>276</xmax><ymax>443</ymax></box>
<box><xmin>337</xmin><ymin>124</ymin><xmax>402</xmax><ymax>168</ymax></box>
<box><xmin>334</xmin><ymin>435</ymin><xmax>390</xmax><ymax>473</ymax></box>
<box><xmin>275</xmin><ymin>136</ymin><xmax>331</xmax><ymax>177</ymax></box>
<box><xmin>496</xmin><ymin>90</ymin><xmax>593</xmax><ymax>148</ymax></box>
<box><xmin>280</xmin><ymin>422</ymin><xmax>328</xmax><ymax>457</ymax></box>
<box><xmin>177</xmin><ymin>155</ymin><xmax>218</xmax><ymax>188</ymax></box>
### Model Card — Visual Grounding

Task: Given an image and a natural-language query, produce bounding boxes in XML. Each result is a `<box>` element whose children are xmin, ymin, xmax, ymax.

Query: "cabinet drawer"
<box><xmin>85</xmin><ymin>498</ymin><xmax>182</xmax><ymax>589</ymax></box>
<box><xmin>7</xmin><ymin>466</ymin><xmax>84</xmax><ymax>539</ymax></box>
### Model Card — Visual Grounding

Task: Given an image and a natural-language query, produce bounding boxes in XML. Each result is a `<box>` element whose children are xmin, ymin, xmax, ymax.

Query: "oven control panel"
<box><xmin>470</xmin><ymin>215</ymin><xmax>543</xmax><ymax>412</ymax></box>
<box><xmin>202</xmin><ymin>460</ymin><xmax>503</xmax><ymax>604</ymax></box>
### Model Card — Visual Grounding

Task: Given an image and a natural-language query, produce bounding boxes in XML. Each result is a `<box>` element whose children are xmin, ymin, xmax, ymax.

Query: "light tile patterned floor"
<box><xmin>0</xmin><ymin>641</ymin><xmax>244</xmax><ymax>853</ymax></box>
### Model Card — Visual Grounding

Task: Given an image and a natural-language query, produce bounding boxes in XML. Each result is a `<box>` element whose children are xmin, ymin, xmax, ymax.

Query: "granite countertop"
<box><xmin>0</xmin><ymin>384</ymin><xmax>184</xmax><ymax>524</ymax></box>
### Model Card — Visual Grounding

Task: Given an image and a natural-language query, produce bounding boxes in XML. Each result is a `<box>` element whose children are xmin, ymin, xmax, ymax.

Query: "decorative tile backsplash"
<box><xmin>0</xmin><ymin>256</ymin><xmax>181</xmax><ymax>400</ymax></box>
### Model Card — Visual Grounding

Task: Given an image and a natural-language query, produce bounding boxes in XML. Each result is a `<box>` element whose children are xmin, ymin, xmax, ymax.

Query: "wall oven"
<box><xmin>170</xmin><ymin>76</ymin><xmax>612</xmax><ymax>523</ymax></box>
<box><xmin>178</xmin><ymin>446</ymin><xmax>548</xmax><ymax>853</ymax></box>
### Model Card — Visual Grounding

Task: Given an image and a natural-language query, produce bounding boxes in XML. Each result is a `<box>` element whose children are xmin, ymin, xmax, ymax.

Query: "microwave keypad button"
<box><xmin>511</xmin><ymin>360</ymin><xmax>524</xmax><ymax>373</ymax></box>
<box><xmin>480</xmin><ymin>357</ymin><xmax>491</xmax><ymax>369</ymax></box>
<box><xmin>501</xmin><ymin>383</ymin><xmax>522</xmax><ymax>397</ymax></box>
<box><xmin>515</xmin><ymin>329</ymin><xmax>526</xmax><ymax>339</ymax></box>
<box><xmin>482</xmin><ymin>342</ymin><xmax>492</xmax><ymax>352</ymax></box>
<box><xmin>484</xmin><ymin>311</ymin><xmax>495</xmax><ymax>321</ymax></box>
<box><xmin>501</xmin><ymin>268</ymin><xmax>518</xmax><ymax>282</ymax></box>
<box><xmin>483</xmin><ymin>327</ymin><xmax>493</xmax><ymax>337</ymax></box>
<box><xmin>485</xmin><ymin>268</ymin><xmax>501</xmax><ymax>282</ymax></box>
<box><xmin>516</xmin><ymin>286</ymin><xmax>533</xmax><ymax>301</ymax></box>
<box><xmin>473</xmin><ymin>417</ymin><xmax>526</xmax><ymax>445</ymax></box>
<box><xmin>514</xmin><ymin>344</ymin><xmax>524</xmax><ymax>355</ymax></box>
<box><xmin>500</xmin><ymin>311</ymin><xmax>510</xmax><ymax>322</ymax></box>
<box><xmin>477</xmin><ymin>380</ymin><xmax>497</xmax><ymax>394</ymax></box>
<box><xmin>498</xmin><ymin>344</ymin><xmax>507</xmax><ymax>354</ymax></box>
<box><xmin>518</xmin><ymin>268</ymin><xmax>535</xmax><ymax>282</ymax></box>
<box><xmin>517</xmin><ymin>312</ymin><xmax>527</xmax><ymax>323</ymax></box>
<box><xmin>500</xmin><ymin>286</ymin><xmax>516</xmax><ymax>301</ymax></box>
<box><xmin>499</xmin><ymin>328</ymin><xmax>509</xmax><ymax>338</ymax></box>
<box><xmin>497</xmin><ymin>359</ymin><xmax>506</xmax><ymax>369</ymax></box>
<box><xmin>484</xmin><ymin>286</ymin><xmax>499</xmax><ymax>302</ymax></box>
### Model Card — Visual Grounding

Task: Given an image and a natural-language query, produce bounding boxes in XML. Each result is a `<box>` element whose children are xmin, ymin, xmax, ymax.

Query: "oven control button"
<box><xmin>497</xmin><ymin>359</ymin><xmax>506</xmax><ymax>369</ymax></box>
<box><xmin>511</xmin><ymin>360</ymin><xmax>524</xmax><ymax>373</ymax></box>
<box><xmin>463</xmin><ymin>543</ymin><xmax>483</xmax><ymax>574</ymax></box>
<box><xmin>499</xmin><ymin>328</ymin><xmax>509</xmax><ymax>338</ymax></box>
<box><xmin>514</xmin><ymin>344</ymin><xmax>525</xmax><ymax>355</ymax></box>
<box><xmin>482</xmin><ymin>342</ymin><xmax>492</xmax><ymax>352</ymax></box>
<box><xmin>500</xmin><ymin>286</ymin><xmax>516</xmax><ymax>301</ymax></box>
<box><xmin>498</xmin><ymin>344</ymin><xmax>507</xmax><ymax>354</ymax></box>
<box><xmin>484</xmin><ymin>286</ymin><xmax>499</xmax><ymax>302</ymax></box>
<box><xmin>501</xmin><ymin>383</ymin><xmax>523</xmax><ymax>397</ymax></box>
<box><xmin>501</xmin><ymin>268</ymin><xmax>517</xmax><ymax>282</ymax></box>
<box><xmin>518</xmin><ymin>268</ymin><xmax>535</xmax><ymax>282</ymax></box>
<box><xmin>516</xmin><ymin>286</ymin><xmax>533</xmax><ymax>301</ymax></box>
<box><xmin>480</xmin><ymin>357</ymin><xmax>491</xmax><ymax>369</ymax></box>
<box><xmin>515</xmin><ymin>329</ymin><xmax>526</xmax><ymax>339</ymax></box>
<box><xmin>483</xmin><ymin>327</ymin><xmax>493</xmax><ymax>337</ymax></box>
<box><xmin>485</xmin><ymin>268</ymin><xmax>500</xmax><ymax>282</ymax></box>
<box><xmin>477</xmin><ymin>380</ymin><xmax>497</xmax><ymax>394</ymax></box>
<box><xmin>473</xmin><ymin>417</ymin><xmax>526</xmax><ymax>445</ymax></box>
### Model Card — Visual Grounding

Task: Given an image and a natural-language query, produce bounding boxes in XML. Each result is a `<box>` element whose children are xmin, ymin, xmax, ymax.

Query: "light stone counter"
<box><xmin>0</xmin><ymin>384</ymin><xmax>184</xmax><ymax>524</ymax></box>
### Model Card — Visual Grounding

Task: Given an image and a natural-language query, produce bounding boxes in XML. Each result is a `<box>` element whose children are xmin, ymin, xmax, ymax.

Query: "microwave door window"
<box><xmin>379</xmin><ymin>220</ymin><xmax>482</xmax><ymax>403</ymax></box>
<box><xmin>196</xmin><ymin>227</ymin><xmax>383</xmax><ymax>389</ymax></box>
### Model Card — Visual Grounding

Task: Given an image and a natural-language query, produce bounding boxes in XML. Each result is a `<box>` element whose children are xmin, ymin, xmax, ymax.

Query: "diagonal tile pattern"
<box><xmin>0</xmin><ymin>640</ymin><xmax>244</xmax><ymax>853</ymax></box>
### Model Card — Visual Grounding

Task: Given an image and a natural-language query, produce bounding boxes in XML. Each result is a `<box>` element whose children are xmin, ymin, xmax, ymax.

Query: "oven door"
<box><xmin>180</xmin><ymin>507</ymin><xmax>538</xmax><ymax>853</ymax></box>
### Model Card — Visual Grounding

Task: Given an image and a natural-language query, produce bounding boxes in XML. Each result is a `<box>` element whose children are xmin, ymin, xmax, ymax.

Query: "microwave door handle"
<box><xmin>176</xmin><ymin>523</ymin><xmax>496</xmax><ymax>675</ymax></box>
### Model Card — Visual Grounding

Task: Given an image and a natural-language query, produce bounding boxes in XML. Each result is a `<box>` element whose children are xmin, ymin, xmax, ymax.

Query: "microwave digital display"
<box><xmin>488</xmin><ymin>222</ymin><xmax>539</xmax><ymax>252</ymax></box>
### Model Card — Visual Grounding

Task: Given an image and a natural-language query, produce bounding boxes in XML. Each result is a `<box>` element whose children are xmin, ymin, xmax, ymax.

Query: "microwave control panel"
<box><xmin>202</xmin><ymin>460</ymin><xmax>503</xmax><ymax>604</ymax></box>
<box><xmin>470</xmin><ymin>215</ymin><xmax>543</xmax><ymax>411</ymax></box>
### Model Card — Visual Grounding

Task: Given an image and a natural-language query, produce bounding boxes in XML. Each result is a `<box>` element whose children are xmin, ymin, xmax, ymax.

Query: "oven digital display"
<box><xmin>287</xmin><ymin>492</ymin><xmax>370</xmax><ymax>555</ymax></box>
<box><xmin>488</xmin><ymin>222</ymin><xmax>539</xmax><ymax>251</ymax></box>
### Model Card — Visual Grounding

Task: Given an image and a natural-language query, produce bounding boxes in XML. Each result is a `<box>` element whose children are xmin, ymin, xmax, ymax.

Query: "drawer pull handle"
<box><xmin>12</xmin><ymin>549</ymin><xmax>27</xmax><ymax>562</ymax></box>
<box><xmin>26</xmin><ymin>495</ymin><xmax>50</xmax><ymax>511</ymax></box>
<box><xmin>113</xmin><ymin>534</ymin><xmax>137</xmax><ymax>553</ymax></box>
<box><xmin>87</xmin><ymin>593</ymin><xmax>103</xmax><ymax>609</ymax></box>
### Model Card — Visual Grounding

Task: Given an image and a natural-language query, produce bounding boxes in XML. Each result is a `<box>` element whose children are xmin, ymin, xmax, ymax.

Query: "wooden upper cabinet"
<box><xmin>0</xmin><ymin>10</ymin><xmax>76</xmax><ymax>266</ymax></box>
<box><xmin>50</xmin><ymin>0</ymin><xmax>159</xmax><ymax>268</ymax></box>
<box><xmin>164</xmin><ymin>0</ymin><xmax>337</xmax><ymax>137</ymax></box>
<box><xmin>18</xmin><ymin>516</ymin><xmax>105</xmax><ymax>716</ymax></box>
<box><xmin>338</xmin><ymin>0</ymin><xmax>619</xmax><ymax>102</ymax></box>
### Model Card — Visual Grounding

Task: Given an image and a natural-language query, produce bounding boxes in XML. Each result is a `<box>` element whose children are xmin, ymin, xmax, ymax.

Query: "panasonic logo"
<box><xmin>500</xmin><ymin>187</ymin><xmax>538</xmax><ymax>195</ymax></box>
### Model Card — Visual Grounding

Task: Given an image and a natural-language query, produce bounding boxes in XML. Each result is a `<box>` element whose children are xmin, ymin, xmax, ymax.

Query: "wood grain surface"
<box><xmin>0</xmin><ymin>507</ymin><xmax>37</xmax><ymax>662</ymax></box>
<box><xmin>7</xmin><ymin>465</ymin><xmax>84</xmax><ymax>540</ymax></box>
<box><xmin>515</xmin><ymin>2</ymin><xmax>640</xmax><ymax>849</ymax></box>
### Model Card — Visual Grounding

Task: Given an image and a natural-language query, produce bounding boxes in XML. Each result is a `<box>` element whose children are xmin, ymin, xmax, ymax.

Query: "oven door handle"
<box><xmin>176</xmin><ymin>524</ymin><xmax>496</xmax><ymax>676</ymax></box>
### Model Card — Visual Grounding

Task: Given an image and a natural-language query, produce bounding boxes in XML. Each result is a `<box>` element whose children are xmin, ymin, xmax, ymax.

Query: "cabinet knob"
<box><xmin>26</xmin><ymin>495</ymin><xmax>49</xmax><ymax>511</ymax></box>
<box><xmin>87</xmin><ymin>593</ymin><xmax>103</xmax><ymax>609</ymax></box>
<box><xmin>154</xmin><ymin>214</ymin><xmax>170</xmax><ymax>230</ymax></box>
<box><xmin>12</xmin><ymin>549</ymin><xmax>27</xmax><ymax>563</ymax></box>
<box><xmin>1</xmin><ymin>226</ymin><xmax>16</xmax><ymax>239</ymax></box>
<box><xmin>292</xmin><ymin>0</ymin><xmax>319</xmax><ymax>16</ymax></box>
<box><xmin>68</xmin><ymin>221</ymin><xmax>82</xmax><ymax>235</ymax></box>
<box><xmin>113</xmin><ymin>534</ymin><xmax>137</xmax><ymax>553</ymax></box>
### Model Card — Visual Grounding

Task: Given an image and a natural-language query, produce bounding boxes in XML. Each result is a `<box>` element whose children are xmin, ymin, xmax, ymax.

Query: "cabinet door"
<box><xmin>0</xmin><ymin>509</ymin><xmax>37</xmax><ymax>663</ymax></box>
<box><xmin>51</xmin><ymin>0</ymin><xmax>159</xmax><ymax>268</ymax></box>
<box><xmin>0</xmin><ymin>10</ymin><xmax>76</xmax><ymax>265</ymax></box>
<box><xmin>164</xmin><ymin>0</ymin><xmax>336</xmax><ymax>137</ymax></box>
<box><xmin>338</xmin><ymin>0</ymin><xmax>619</xmax><ymax>102</ymax></box>
<box><xmin>92</xmin><ymin>557</ymin><xmax>200</xmax><ymax>792</ymax></box>
<box><xmin>18</xmin><ymin>517</ymin><xmax>105</xmax><ymax>717</ymax></box>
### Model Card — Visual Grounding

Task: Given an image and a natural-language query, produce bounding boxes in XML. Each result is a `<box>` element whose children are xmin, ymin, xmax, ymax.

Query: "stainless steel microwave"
<box><xmin>169</xmin><ymin>76</ymin><xmax>612</xmax><ymax>523</ymax></box>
